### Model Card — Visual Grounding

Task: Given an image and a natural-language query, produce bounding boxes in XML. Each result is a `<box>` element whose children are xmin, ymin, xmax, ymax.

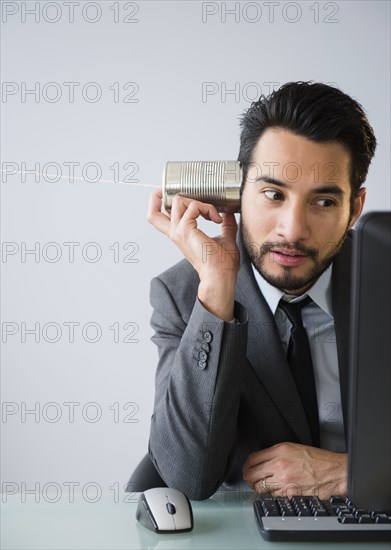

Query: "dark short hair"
<box><xmin>238</xmin><ymin>81</ymin><xmax>377</xmax><ymax>198</ymax></box>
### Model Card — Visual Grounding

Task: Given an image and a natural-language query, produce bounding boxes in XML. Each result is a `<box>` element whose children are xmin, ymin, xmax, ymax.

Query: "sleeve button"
<box><xmin>198</xmin><ymin>350</ymin><xmax>207</xmax><ymax>361</ymax></box>
<box><xmin>201</xmin><ymin>342</ymin><xmax>210</xmax><ymax>352</ymax></box>
<box><xmin>203</xmin><ymin>331</ymin><xmax>213</xmax><ymax>343</ymax></box>
<box><xmin>197</xmin><ymin>360</ymin><xmax>207</xmax><ymax>370</ymax></box>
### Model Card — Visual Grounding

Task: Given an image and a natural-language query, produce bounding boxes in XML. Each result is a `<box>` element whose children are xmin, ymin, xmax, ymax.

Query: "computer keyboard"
<box><xmin>253</xmin><ymin>495</ymin><xmax>391</xmax><ymax>541</ymax></box>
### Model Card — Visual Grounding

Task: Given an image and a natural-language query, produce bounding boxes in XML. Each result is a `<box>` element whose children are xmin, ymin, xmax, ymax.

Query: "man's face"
<box><xmin>240</xmin><ymin>128</ymin><xmax>366</xmax><ymax>294</ymax></box>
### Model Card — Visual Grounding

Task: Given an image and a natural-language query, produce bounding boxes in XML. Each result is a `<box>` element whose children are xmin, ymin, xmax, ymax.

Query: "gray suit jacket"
<box><xmin>148</xmin><ymin>228</ymin><xmax>352</xmax><ymax>500</ymax></box>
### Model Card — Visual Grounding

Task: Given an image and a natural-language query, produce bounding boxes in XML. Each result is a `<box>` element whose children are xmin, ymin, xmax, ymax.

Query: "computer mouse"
<box><xmin>136</xmin><ymin>487</ymin><xmax>194</xmax><ymax>533</ymax></box>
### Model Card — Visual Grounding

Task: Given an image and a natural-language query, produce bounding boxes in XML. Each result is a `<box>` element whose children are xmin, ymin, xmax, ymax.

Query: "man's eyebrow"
<box><xmin>312</xmin><ymin>185</ymin><xmax>345</xmax><ymax>196</ymax></box>
<box><xmin>254</xmin><ymin>175</ymin><xmax>345</xmax><ymax>195</ymax></box>
<box><xmin>254</xmin><ymin>175</ymin><xmax>288</xmax><ymax>188</ymax></box>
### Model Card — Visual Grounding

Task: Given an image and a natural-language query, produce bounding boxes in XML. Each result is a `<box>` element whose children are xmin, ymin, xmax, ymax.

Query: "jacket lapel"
<box><xmin>235</xmin><ymin>229</ymin><xmax>313</xmax><ymax>445</ymax></box>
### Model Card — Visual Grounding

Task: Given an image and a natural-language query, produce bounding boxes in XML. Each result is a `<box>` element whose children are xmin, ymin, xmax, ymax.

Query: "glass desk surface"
<box><xmin>2</xmin><ymin>490</ymin><xmax>390</xmax><ymax>550</ymax></box>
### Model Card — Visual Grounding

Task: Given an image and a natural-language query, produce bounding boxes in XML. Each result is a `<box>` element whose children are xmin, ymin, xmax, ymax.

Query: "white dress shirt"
<box><xmin>252</xmin><ymin>264</ymin><xmax>346</xmax><ymax>453</ymax></box>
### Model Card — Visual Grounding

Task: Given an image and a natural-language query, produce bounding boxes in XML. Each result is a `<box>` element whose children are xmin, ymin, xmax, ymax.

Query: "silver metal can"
<box><xmin>162</xmin><ymin>161</ymin><xmax>242</xmax><ymax>213</ymax></box>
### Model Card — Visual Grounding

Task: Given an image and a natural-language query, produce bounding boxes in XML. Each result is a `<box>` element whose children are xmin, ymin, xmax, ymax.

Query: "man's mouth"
<box><xmin>269</xmin><ymin>248</ymin><xmax>309</xmax><ymax>266</ymax></box>
<box><xmin>270</xmin><ymin>248</ymin><xmax>308</xmax><ymax>257</ymax></box>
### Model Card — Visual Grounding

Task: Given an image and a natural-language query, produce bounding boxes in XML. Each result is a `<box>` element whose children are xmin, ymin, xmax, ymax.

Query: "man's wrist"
<box><xmin>198</xmin><ymin>278</ymin><xmax>236</xmax><ymax>322</ymax></box>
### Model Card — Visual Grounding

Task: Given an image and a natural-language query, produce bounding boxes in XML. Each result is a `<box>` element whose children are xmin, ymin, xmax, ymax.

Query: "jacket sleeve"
<box><xmin>148</xmin><ymin>275</ymin><xmax>249</xmax><ymax>500</ymax></box>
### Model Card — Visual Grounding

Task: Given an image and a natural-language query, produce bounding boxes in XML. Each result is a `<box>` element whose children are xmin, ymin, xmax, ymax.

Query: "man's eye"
<box><xmin>264</xmin><ymin>190</ymin><xmax>284</xmax><ymax>201</ymax></box>
<box><xmin>315</xmin><ymin>198</ymin><xmax>336</xmax><ymax>208</ymax></box>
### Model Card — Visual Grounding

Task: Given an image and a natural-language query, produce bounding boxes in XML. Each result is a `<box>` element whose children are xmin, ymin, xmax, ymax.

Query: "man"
<box><xmin>146</xmin><ymin>81</ymin><xmax>377</xmax><ymax>501</ymax></box>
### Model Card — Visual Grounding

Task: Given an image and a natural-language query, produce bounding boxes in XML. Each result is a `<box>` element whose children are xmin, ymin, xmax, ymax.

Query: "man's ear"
<box><xmin>349</xmin><ymin>187</ymin><xmax>366</xmax><ymax>228</ymax></box>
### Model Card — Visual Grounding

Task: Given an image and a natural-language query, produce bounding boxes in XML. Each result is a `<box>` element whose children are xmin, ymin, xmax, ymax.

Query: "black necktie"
<box><xmin>279</xmin><ymin>296</ymin><xmax>320</xmax><ymax>447</ymax></box>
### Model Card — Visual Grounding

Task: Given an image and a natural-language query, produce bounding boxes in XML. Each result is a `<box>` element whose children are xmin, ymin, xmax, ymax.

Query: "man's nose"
<box><xmin>276</xmin><ymin>202</ymin><xmax>310</xmax><ymax>243</ymax></box>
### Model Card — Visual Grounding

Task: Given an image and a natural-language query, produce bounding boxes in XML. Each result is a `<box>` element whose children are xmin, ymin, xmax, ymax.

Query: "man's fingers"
<box><xmin>220</xmin><ymin>213</ymin><xmax>238</xmax><ymax>240</ymax></box>
<box><xmin>148</xmin><ymin>186</ymin><xmax>163</xmax><ymax>208</ymax></box>
<box><xmin>254</xmin><ymin>477</ymin><xmax>280</xmax><ymax>494</ymax></box>
<box><xmin>174</xmin><ymin>196</ymin><xmax>223</xmax><ymax>227</ymax></box>
<box><xmin>148</xmin><ymin>191</ymin><xmax>230</xmax><ymax>238</ymax></box>
<box><xmin>188</xmin><ymin>201</ymin><xmax>223</xmax><ymax>223</ymax></box>
<box><xmin>243</xmin><ymin>445</ymin><xmax>287</xmax><ymax>490</ymax></box>
<box><xmin>244</xmin><ymin>448</ymin><xmax>276</xmax><ymax>470</ymax></box>
<box><xmin>170</xmin><ymin>195</ymin><xmax>191</xmax><ymax>226</ymax></box>
<box><xmin>244</xmin><ymin>466</ymin><xmax>274</xmax><ymax>486</ymax></box>
<box><xmin>147</xmin><ymin>188</ymin><xmax>172</xmax><ymax>235</ymax></box>
<box><xmin>243</xmin><ymin>455</ymin><xmax>274</xmax><ymax>486</ymax></box>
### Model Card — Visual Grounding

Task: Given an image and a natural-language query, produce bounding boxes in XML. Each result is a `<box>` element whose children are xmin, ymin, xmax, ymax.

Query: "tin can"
<box><xmin>162</xmin><ymin>161</ymin><xmax>242</xmax><ymax>213</ymax></box>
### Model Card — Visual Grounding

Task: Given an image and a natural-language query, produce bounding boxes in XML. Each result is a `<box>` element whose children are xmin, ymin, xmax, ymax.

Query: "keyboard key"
<box><xmin>338</xmin><ymin>514</ymin><xmax>358</xmax><ymax>524</ymax></box>
<box><xmin>329</xmin><ymin>496</ymin><xmax>346</xmax><ymax>504</ymax></box>
<box><xmin>335</xmin><ymin>506</ymin><xmax>352</xmax><ymax>516</ymax></box>
<box><xmin>353</xmin><ymin>508</ymin><xmax>369</xmax><ymax>516</ymax></box>
<box><xmin>280</xmin><ymin>508</ymin><xmax>296</xmax><ymax>516</ymax></box>
<box><xmin>358</xmin><ymin>515</ymin><xmax>374</xmax><ymax>524</ymax></box>
<box><xmin>279</xmin><ymin>504</ymin><xmax>296</xmax><ymax>516</ymax></box>
<box><xmin>276</xmin><ymin>498</ymin><xmax>296</xmax><ymax>517</ymax></box>
<box><xmin>307</xmin><ymin>496</ymin><xmax>328</xmax><ymax>516</ymax></box>
<box><xmin>313</xmin><ymin>509</ymin><xmax>329</xmax><ymax>517</ymax></box>
<box><xmin>374</xmin><ymin>514</ymin><xmax>390</xmax><ymax>524</ymax></box>
<box><xmin>291</xmin><ymin>496</ymin><xmax>313</xmax><ymax>515</ymax></box>
<box><xmin>259</xmin><ymin>495</ymin><xmax>275</xmax><ymax>502</ymax></box>
<box><xmin>264</xmin><ymin>509</ymin><xmax>281</xmax><ymax>517</ymax></box>
<box><xmin>298</xmin><ymin>509</ymin><xmax>313</xmax><ymax>517</ymax></box>
<box><xmin>260</xmin><ymin>499</ymin><xmax>280</xmax><ymax>517</ymax></box>
<box><xmin>275</xmin><ymin>497</ymin><xmax>290</xmax><ymax>504</ymax></box>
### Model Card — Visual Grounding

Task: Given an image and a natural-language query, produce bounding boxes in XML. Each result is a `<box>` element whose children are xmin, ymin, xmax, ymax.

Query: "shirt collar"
<box><xmin>251</xmin><ymin>263</ymin><xmax>334</xmax><ymax>318</ymax></box>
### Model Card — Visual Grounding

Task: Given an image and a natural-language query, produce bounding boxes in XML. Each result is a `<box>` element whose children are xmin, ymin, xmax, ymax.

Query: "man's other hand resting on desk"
<box><xmin>243</xmin><ymin>442</ymin><xmax>348</xmax><ymax>499</ymax></box>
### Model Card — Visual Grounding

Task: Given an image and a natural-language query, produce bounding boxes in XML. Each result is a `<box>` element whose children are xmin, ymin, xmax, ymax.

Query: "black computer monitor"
<box><xmin>348</xmin><ymin>211</ymin><xmax>391</xmax><ymax>511</ymax></box>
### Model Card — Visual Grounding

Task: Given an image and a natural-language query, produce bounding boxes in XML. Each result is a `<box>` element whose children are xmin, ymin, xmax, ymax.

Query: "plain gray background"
<box><xmin>1</xmin><ymin>0</ymin><xmax>390</xmax><ymax>500</ymax></box>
